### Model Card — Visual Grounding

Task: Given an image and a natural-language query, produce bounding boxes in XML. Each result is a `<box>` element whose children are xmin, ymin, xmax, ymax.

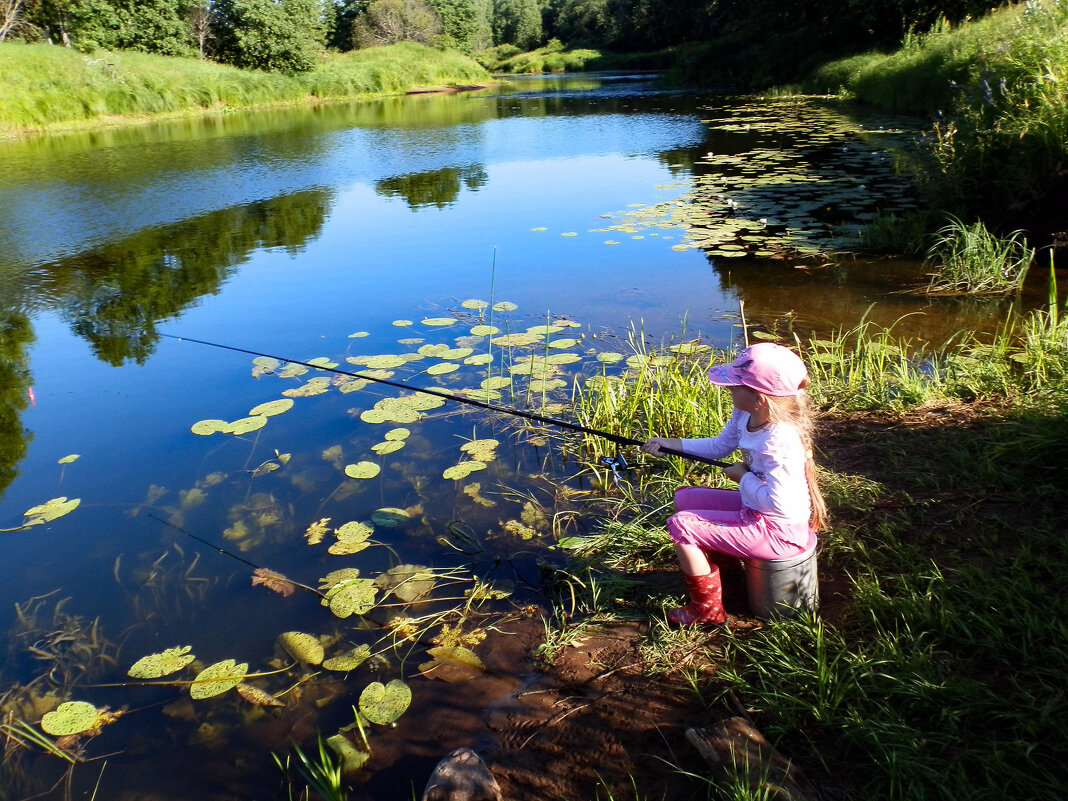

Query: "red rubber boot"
<box><xmin>667</xmin><ymin>570</ymin><xmax>727</xmax><ymax>625</ymax></box>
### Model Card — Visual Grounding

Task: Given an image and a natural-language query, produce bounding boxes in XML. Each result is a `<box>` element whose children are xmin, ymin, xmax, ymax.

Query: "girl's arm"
<box><xmin>678</xmin><ymin>409</ymin><xmax>745</xmax><ymax>461</ymax></box>
<box><xmin>738</xmin><ymin>427</ymin><xmax>810</xmax><ymax>521</ymax></box>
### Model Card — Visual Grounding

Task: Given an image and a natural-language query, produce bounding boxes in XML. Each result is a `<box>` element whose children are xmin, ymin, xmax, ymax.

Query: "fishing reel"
<box><xmin>599</xmin><ymin>453</ymin><xmax>629</xmax><ymax>485</ymax></box>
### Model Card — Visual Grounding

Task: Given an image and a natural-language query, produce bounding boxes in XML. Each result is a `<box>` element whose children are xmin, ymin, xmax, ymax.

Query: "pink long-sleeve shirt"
<box><xmin>680</xmin><ymin>409</ymin><xmax>811</xmax><ymax>526</ymax></box>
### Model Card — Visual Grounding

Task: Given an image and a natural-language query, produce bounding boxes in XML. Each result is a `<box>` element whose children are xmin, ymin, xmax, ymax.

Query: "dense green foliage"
<box><xmin>3</xmin><ymin>1</ymin><xmax>1016</xmax><ymax>71</ymax></box>
<box><xmin>211</xmin><ymin>0</ymin><xmax>327</xmax><ymax>72</ymax></box>
<box><xmin>809</xmin><ymin>1</ymin><xmax>1068</xmax><ymax>227</ymax></box>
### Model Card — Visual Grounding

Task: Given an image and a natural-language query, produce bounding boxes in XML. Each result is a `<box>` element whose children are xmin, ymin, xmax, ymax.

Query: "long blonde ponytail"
<box><xmin>765</xmin><ymin>389</ymin><xmax>827</xmax><ymax>532</ymax></box>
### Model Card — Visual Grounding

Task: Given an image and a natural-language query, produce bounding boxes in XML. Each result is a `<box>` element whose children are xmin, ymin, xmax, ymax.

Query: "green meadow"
<box><xmin>0</xmin><ymin>41</ymin><xmax>488</xmax><ymax>134</ymax></box>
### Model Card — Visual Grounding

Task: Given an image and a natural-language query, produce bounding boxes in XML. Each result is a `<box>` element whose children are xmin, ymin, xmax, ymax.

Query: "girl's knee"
<box><xmin>666</xmin><ymin>512</ymin><xmax>686</xmax><ymax>544</ymax></box>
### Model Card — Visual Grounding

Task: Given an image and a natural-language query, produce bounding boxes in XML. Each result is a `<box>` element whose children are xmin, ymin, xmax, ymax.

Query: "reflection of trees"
<box><xmin>375</xmin><ymin>164</ymin><xmax>487</xmax><ymax>209</ymax></box>
<box><xmin>0</xmin><ymin>311</ymin><xmax>34</xmax><ymax>501</ymax></box>
<box><xmin>53</xmin><ymin>189</ymin><xmax>332</xmax><ymax>365</ymax></box>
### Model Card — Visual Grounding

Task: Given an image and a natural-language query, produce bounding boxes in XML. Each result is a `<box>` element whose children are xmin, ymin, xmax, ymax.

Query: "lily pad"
<box><xmin>371</xmin><ymin>440</ymin><xmax>405</xmax><ymax>455</ymax></box>
<box><xmin>305</xmin><ymin>518</ymin><xmax>331</xmax><ymax>545</ymax></box>
<box><xmin>236</xmin><ymin>684</ymin><xmax>284</xmax><ymax>707</ymax></box>
<box><xmin>57</xmin><ymin>454</ymin><xmax>80</xmax><ymax>464</ymax></box>
<box><xmin>128</xmin><ymin>646</ymin><xmax>195</xmax><ymax>679</ymax></box>
<box><xmin>361</xmin><ymin>354</ymin><xmax>408</xmax><ymax>370</ymax></box>
<box><xmin>384</xmin><ymin>428</ymin><xmax>410</xmax><ymax>441</ymax></box>
<box><xmin>460</xmin><ymin>439</ymin><xmax>499</xmax><ymax>462</ymax></box>
<box><xmin>491</xmin><ymin>301</ymin><xmax>518</xmax><ymax>312</ymax></box>
<box><xmin>335</xmin><ymin>520</ymin><xmax>374</xmax><ymax>543</ymax></box>
<box><xmin>490</xmin><ymin>333</ymin><xmax>540</xmax><ymax>347</ymax></box>
<box><xmin>545</xmin><ymin>353</ymin><xmax>581</xmax><ymax>365</ymax></box>
<box><xmin>277</xmin><ymin>632</ymin><xmax>324</xmax><ymax>666</ymax></box>
<box><xmin>469</xmin><ymin>325</ymin><xmax>499</xmax><ymax>336</ymax></box>
<box><xmin>344</xmin><ymin>462</ymin><xmax>380</xmax><ymax>480</ymax></box>
<box><xmin>306</xmin><ymin>357</ymin><xmax>339</xmax><ymax>370</ymax></box>
<box><xmin>443</xmin><ymin>462</ymin><xmax>487</xmax><ymax>480</ymax></box>
<box><xmin>359</xmin><ymin>409</ymin><xmax>388</xmax><ymax>424</ymax></box>
<box><xmin>348</xmin><ymin>331</ymin><xmax>370</xmax><ymax>338</ymax></box>
<box><xmin>190</xmin><ymin>659</ymin><xmax>248</xmax><ymax>700</ymax></box>
<box><xmin>281</xmin><ymin>377</ymin><xmax>331</xmax><ymax>398</ymax></box>
<box><xmin>547</xmin><ymin>338</ymin><xmax>579</xmax><ymax>349</ymax></box>
<box><xmin>358</xmin><ymin>679</ymin><xmax>411</xmax><ymax>725</ymax></box>
<box><xmin>327</xmin><ymin>734</ymin><xmax>370</xmax><ymax>773</ymax></box>
<box><xmin>417</xmin><ymin>343</ymin><xmax>451</xmax><ymax>357</ymax></box>
<box><xmin>41</xmin><ymin>701</ymin><xmax>101</xmax><ymax>736</ymax></box>
<box><xmin>427</xmin><ymin>362</ymin><xmax>459</xmax><ymax>376</ymax></box>
<box><xmin>249</xmin><ymin>399</ymin><xmax>294</xmax><ymax>417</ymax></box>
<box><xmin>371</xmin><ymin>507</ymin><xmax>412</xmax><ymax>527</ymax></box>
<box><xmin>277</xmin><ymin>363</ymin><xmax>309</xmax><ymax>379</ymax></box>
<box><xmin>418</xmin><ymin>646</ymin><xmax>486</xmax><ymax>683</ymax></box>
<box><xmin>392</xmin><ymin>320</ymin><xmax>413</xmax><ymax>326</ymax></box>
<box><xmin>421</xmin><ymin>318</ymin><xmax>457</xmax><ymax>327</ymax></box>
<box><xmin>323</xmin><ymin>579</ymin><xmax>378</xmax><ymax>618</ymax></box>
<box><xmin>320</xmin><ymin>568</ymin><xmax>361</xmax><ymax>589</ymax></box>
<box><xmin>596</xmin><ymin>352</ymin><xmax>625</xmax><ymax>364</ymax></box>
<box><xmin>529</xmin><ymin>378</ymin><xmax>567</xmax><ymax>392</ymax></box>
<box><xmin>439</xmin><ymin>347</ymin><xmax>473</xmax><ymax>360</ymax></box>
<box><xmin>480</xmin><ymin>377</ymin><xmax>511</xmax><ymax>390</ymax></box>
<box><xmin>322</xmin><ymin>644</ymin><xmax>372</xmax><ymax>672</ymax></box>
<box><xmin>226</xmin><ymin>416</ymin><xmax>268</xmax><ymax>435</ymax></box>
<box><xmin>461</xmin><ymin>299</ymin><xmax>489</xmax><ymax>310</ymax></box>
<box><xmin>23</xmin><ymin>497</ymin><xmax>81</xmax><ymax>525</ymax></box>
<box><xmin>191</xmin><ymin>419</ymin><xmax>229</xmax><ymax>436</ymax></box>
<box><xmin>463</xmin><ymin>389</ymin><xmax>502</xmax><ymax>401</ymax></box>
<box><xmin>464</xmin><ymin>353</ymin><xmax>494</xmax><ymax>365</ymax></box>
<box><xmin>375</xmin><ymin>564</ymin><xmax>436</xmax><ymax>602</ymax></box>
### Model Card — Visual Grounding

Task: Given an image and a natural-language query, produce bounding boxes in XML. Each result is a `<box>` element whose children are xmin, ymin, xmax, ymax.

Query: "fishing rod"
<box><xmin>159</xmin><ymin>333</ymin><xmax>731</xmax><ymax>476</ymax></box>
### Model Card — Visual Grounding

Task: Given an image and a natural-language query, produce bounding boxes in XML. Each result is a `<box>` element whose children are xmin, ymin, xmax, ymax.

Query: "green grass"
<box><xmin>544</xmin><ymin>278</ymin><xmax>1068</xmax><ymax>800</ymax></box>
<box><xmin>478</xmin><ymin>40</ymin><xmax>603</xmax><ymax>74</ymax></box>
<box><xmin>0</xmin><ymin>41</ymin><xmax>488</xmax><ymax>134</ymax></box>
<box><xmin>923</xmin><ymin>216</ymin><xmax>1034</xmax><ymax>295</ymax></box>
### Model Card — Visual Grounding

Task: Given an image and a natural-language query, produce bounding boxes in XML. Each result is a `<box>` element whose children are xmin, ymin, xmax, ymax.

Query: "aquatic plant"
<box><xmin>923</xmin><ymin>215</ymin><xmax>1033</xmax><ymax>294</ymax></box>
<box><xmin>274</xmin><ymin>734</ymin><xmax>350</xmax><ymax>801</ymax></box>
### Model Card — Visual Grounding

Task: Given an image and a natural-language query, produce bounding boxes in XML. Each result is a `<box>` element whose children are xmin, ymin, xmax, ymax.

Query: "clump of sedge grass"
<box><xmin>923</xmin><ymin>215</ymin><xmax>1033</xmax><ymax>295</ymax></box>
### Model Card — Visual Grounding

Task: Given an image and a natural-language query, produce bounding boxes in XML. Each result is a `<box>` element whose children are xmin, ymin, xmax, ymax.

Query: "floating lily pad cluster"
<box><xmin>592</xmin><ymin>97</ymin><xmax>922</xmax><ymax>259</ymax></box>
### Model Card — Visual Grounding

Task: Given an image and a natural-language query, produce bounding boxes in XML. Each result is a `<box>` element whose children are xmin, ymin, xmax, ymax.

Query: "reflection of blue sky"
<box><xmin>0</xmin><ymin>103</ymin><xmax>706</xmax><ymax>266</ymax></box>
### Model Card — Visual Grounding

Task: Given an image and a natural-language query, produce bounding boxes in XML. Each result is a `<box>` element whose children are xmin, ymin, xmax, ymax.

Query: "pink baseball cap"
<box><xmin>707</xmin><ymin>343</ymin><xmax>809</xmax><ymax>396</ymax></box>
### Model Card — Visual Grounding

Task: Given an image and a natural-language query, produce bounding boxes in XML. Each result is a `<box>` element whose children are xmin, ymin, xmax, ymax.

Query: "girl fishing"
<box><xmin>642</xmin><ymin>343</ymin><xmax>826</xmax><ymax>625</ymax></box>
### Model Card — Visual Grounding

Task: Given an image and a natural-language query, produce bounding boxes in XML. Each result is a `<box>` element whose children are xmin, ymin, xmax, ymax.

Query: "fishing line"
<box><xmin>159</xmin><ymin>333</ymin><xmax>731</xmax><ymax>470</ymax></box>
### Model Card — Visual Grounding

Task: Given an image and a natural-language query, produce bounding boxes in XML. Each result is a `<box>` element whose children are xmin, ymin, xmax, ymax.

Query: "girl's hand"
<box><xmin>642</xmin><ymin>437</ymin><xmax>679</xmax><ymax>457</ymax></box>
<box><xmin>723</xmin><ymin>462</ymin><xmax>749</xmax><ymax>483</ymax></box>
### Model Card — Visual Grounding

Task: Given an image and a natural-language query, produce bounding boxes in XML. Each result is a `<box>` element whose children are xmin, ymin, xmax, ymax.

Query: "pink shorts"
<box><xmin>667</xmin><ymin>487</ymin><xmax>814</xmax><ymax>561</ymax></box>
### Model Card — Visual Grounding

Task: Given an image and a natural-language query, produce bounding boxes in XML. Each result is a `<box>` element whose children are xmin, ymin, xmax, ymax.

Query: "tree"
<box><xmin>326</xmin><ymin>0</ymin><xmax>367</xmax><ymax>49</ymax></box>
<box><xmin>351</xmin><ymin>0</ymin><xmax>441</xmax><ymax>48</ymax></box>
<box><xmin>36</xmin><ymin>0</ymin><xmax>199</xmax><ymax>55</ymax></box>
<box><xmin>426</xmin><ymin>0</ymin><xmax>479</xmax><ymax>52</ymax></box>
<box><xmin>1</xmin><ymin>0</ymin><xmax>30</xmax><ymax>41</ymax></box>
<box><xmin>188</xmin><ymin>0</ymin><xmax>211</xmax><ymax>56</ymax></box>
<box><xmin>492</xmin><ymin>0</ymin><xmax>540</xmax><ymax>49</ymax></box>
<box><xmin>211</xmin><ymin>0</ymin><xmax>327</xmax><ymax>72</ymax></box>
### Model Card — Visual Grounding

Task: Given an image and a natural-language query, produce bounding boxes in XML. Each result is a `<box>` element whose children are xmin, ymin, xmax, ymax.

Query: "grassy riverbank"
<box><xmin>806</xmin><ymin>0</ymin><xmax>1068</xmax><ymax>228</ymax></box>
<box><xmin>0</xmin><ymin>41</ymin><xmax>488</xmax><ymax>135</ymax></box>
<box><xmin>531</xmin><ymin>269</ymin><xmax>1068</xmax><ymax>799</ymax></box>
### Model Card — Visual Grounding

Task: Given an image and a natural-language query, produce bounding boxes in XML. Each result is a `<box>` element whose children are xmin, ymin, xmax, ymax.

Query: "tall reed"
<box><xmin>923</xmin><ymin>215</ymin><xmax>1034</xmax><ymax>295</ymax></box>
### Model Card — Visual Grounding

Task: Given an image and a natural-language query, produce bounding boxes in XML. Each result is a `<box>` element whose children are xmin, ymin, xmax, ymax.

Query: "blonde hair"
<box><xmin>763</xmin><ymin>386</ymin><xmax>827</xmax><ymax>532</ymax></box>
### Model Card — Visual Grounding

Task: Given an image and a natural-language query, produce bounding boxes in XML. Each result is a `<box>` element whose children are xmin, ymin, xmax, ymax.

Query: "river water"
<box><xmin>0</xmin><ymin>73</ymin><xmax>1041</xmax><ymax>799</ymax></box>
